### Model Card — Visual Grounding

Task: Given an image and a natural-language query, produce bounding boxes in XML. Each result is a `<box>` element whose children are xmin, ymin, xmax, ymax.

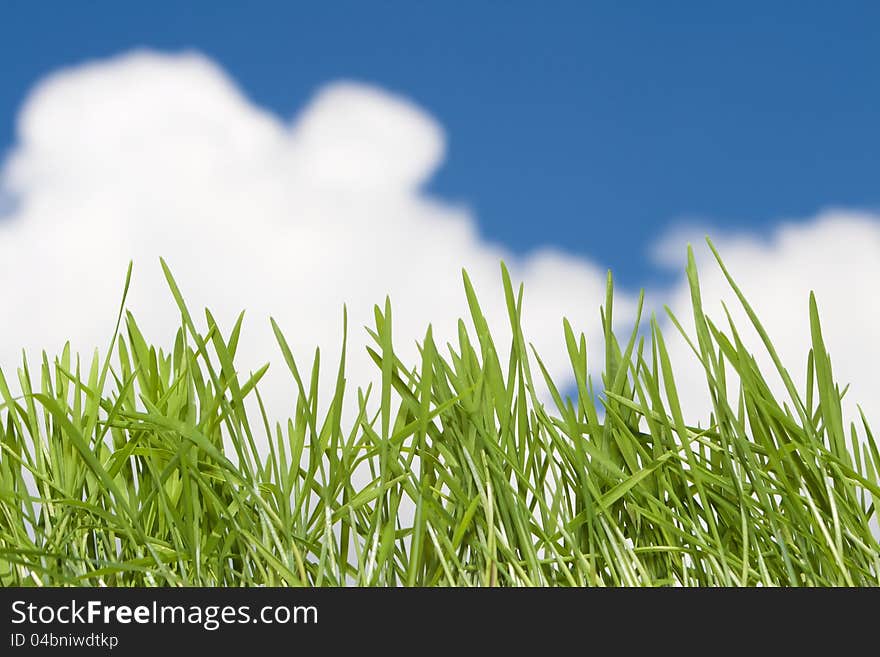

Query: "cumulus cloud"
<box><xmin>656</xmin><ymin>212</ymin><xmax>880</xmax><ymax>426</ymax></box>
<box><xmin>0</xmin><ymin>50</ymin><xmax>631</xmax><ymax>423</ymax></box>
<box><xmin>1</xmin><ymin>49</ymin><xmax>878</xmax><ymax>438</ymax></box>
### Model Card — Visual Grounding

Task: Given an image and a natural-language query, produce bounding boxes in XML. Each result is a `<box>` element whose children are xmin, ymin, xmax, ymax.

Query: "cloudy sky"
<box><xmin>1</xmin><ymin>1</ymin><xmax>878</xmax><ymax>424</ymax></box>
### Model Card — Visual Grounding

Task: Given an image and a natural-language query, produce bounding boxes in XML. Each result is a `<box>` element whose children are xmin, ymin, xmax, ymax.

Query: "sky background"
<box><xmin>2</xmin><ymin>0</ymin><xmax>879</xmax><ymax>287</ymax></box>
<box><xmin>0</xmin><ymin>1</ymin><xmax>878</xmax><ymax>425</ymax></box>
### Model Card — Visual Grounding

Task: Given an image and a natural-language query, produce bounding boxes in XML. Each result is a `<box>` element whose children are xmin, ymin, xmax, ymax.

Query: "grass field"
<box><xmin>1</xmin><ymin>240</ymin><xmax>878</xmax><ymax>586</ymax></box>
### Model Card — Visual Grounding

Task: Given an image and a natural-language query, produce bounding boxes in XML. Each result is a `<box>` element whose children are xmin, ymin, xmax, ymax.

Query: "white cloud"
<box><xmin>656</xmin><ymin>211</ymin><xmax>880</xmax><ymax>427</ymax></box>
<box><xmin>0</xmin><ymin>50</ymin><xmax>631</xmax><ymax>424</ymax></box>
<box><xmin>1</xmin><ymin>49</ymin><xmax>878</xmax><ymax>441</ymax></box>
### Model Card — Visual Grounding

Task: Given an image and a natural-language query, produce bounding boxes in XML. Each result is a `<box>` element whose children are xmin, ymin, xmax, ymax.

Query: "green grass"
<box><xmin>1</xmin><ymin>239</ymin><xmax>878</xmax><ymax>586</ymax></box>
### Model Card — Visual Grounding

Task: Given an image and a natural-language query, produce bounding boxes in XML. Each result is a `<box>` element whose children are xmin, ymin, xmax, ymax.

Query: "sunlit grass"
<box><xmin>1</xmin><ymin>239</ymin><xmax>877</xmax><ymax>586</ymax></box>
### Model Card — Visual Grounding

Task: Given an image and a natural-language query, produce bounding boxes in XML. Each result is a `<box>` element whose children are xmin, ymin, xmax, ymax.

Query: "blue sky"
<box><xmin>1</xmin><ymin>0</ymin><xmax>878</xmax><ymax>287</ymax></box>
<box><xmin>1</xmin><ymin>1</ymin><xmax>879</xmax><ymax>424</ymax></box>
